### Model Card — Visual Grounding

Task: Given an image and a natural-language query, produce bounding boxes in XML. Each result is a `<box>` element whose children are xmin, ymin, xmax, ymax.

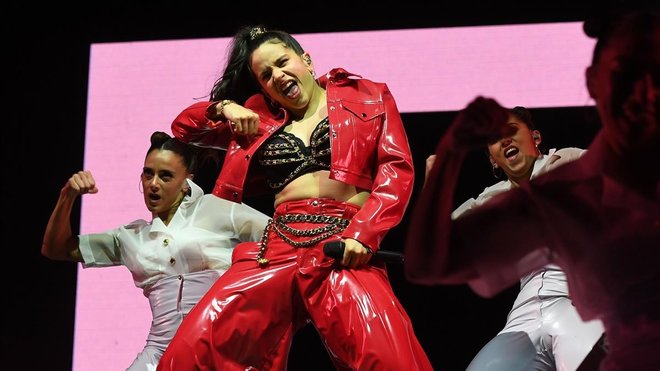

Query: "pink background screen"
<box><xmin>77</xmin><ymin>23</ymin><xmax>594</xmax><ymax>370</ymax></box>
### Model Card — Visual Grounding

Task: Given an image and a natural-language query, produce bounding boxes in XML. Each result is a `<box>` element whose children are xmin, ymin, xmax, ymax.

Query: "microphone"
<box><xmin>323</xmin><ymin>241</ymin><xmax>405</xmax><ymax>264</ymax></box>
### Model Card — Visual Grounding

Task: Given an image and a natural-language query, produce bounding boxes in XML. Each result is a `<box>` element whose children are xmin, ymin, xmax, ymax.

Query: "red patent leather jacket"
<box><xmin>171</xmin><ymin>68</ymin><xmax>414</xmax><ymax>251</ymax></box>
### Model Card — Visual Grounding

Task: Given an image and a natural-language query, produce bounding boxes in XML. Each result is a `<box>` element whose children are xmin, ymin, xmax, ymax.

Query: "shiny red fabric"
<box><xmin>171</xmin><ymin>68</ymin><xmax>415</xmax><ymax>252</ymax></box>
<box><xmin>157</xmin><ymin>198</ymin><xmax>432</xmax><ymax>370</ymax></box>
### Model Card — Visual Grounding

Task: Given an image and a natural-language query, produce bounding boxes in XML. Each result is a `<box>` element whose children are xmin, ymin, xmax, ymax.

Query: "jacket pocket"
<box><xmin>340</xmin><ymin>100</ymin><xmax>384</xmax><ymax>122</ymax></box>
<box><xmin>337</xmin><ymin>100</ymin><xmax>384</xmax><ymax>180</ymax></box>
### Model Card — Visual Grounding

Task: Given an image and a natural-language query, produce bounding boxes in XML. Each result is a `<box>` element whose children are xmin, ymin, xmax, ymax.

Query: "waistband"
<box><xmin>274</xmin><ymin>198</ymin><xmax>360</xmax><ymax>219</ymax></box>
<box><xmin>256</xmin><ymin>198</ymin><xmax>360</xmax><ymax>267</ymax></box>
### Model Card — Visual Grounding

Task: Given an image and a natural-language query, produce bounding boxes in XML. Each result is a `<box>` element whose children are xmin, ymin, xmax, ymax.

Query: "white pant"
<box><xmin>467</xmin><ymin>269</ymin><xmax>604</xmax><ymax>371</ymax></box>
<box><xmin>126</xmin><ymin>269</ymin><xmax>222</xmax><ymax>371</ymax></box>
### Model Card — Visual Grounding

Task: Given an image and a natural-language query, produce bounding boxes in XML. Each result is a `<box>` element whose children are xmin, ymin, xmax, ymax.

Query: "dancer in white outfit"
<box><xmin>407</xmin><ymin>9</ymin><xmax>660</xmax><ymax>370</ymax></box>
<box><xmin>428</xmin><ymin>107</ymin><xmax>604</xmax><ymax>370</ymax></box>
<box><xmin>42</xmin><ymin>131</ymin><xmax>269</xmax><ymax>370</ymax></box>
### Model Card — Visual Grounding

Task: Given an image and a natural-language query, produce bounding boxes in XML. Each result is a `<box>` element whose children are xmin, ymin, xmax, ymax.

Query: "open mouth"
<box><xmin>504</xmin><ymin>146</ymin><xmax>519</xmax><ymax>159</ymax></box>
<box><xmin>282</xmin><ymin>81</ymin><xmax>298</xmax><ymax>99</ymax></box>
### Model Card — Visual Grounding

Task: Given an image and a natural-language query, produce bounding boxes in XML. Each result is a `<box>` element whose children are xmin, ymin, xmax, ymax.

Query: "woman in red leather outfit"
<box><xmin>157</xmin><ymin>25</ymin><xmax>432</xmax><ymax>371</ymax></box>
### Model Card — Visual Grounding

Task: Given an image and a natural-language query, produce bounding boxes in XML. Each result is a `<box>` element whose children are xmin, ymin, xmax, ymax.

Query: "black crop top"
<box><xmin>258</xmin><ymin>117</ymin><xmax>331</xmax><ymax>191</ymax></box>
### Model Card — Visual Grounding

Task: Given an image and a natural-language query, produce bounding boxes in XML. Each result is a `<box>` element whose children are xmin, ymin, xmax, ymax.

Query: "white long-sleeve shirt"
<box><xmin>78</xmin><ymin>178</ymin><xmax>269</xmax><ymax>291</ymax></box>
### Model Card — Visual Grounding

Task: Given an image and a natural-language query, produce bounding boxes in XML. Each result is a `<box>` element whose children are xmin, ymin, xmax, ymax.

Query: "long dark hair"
<box><xmin>210</xmin><ymin>25</ymin><xmax>305</xmax><ymax>104</ymax></box>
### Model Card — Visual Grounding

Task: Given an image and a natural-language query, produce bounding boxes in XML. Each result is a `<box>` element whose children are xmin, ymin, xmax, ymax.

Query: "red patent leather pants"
<box><xmin>158</xmin><ymin>198</ymin><xmax>432</xmax><ymax>371</ymax></box>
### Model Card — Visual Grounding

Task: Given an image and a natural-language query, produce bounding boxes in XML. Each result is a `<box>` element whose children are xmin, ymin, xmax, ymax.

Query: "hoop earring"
<box><xmin>492</xmin><ymin>166</ymin><xmax>502</xmax><ymax>179</ymax></box>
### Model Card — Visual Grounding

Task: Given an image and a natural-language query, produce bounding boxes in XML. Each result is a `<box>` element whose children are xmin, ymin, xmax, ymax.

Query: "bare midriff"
<box><xmin>274</xmin><ymin>170</ymin><xmax>369</xmax><ymax>208</ymax></box>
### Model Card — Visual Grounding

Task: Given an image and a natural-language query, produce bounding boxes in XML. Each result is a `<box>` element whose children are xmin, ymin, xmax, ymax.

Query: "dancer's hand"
<box><xmin>449</xmin><ymin>96</ymin><xmax>513</xmax><ymax>152</ymax></box>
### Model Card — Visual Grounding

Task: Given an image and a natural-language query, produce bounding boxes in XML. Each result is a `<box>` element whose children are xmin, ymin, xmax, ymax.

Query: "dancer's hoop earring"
<box><xmin>492</xmin><ymin>166</ymin><xmax>502</xmax><ymax>179</ymax></box>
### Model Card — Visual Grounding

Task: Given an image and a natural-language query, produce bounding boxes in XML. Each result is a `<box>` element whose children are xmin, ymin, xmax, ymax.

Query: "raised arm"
<box><xmin>42</xmin><ymin>170</ymin><xmax>99</xmax><ymax>262</ymax></box>
<box><xmin>404</xmin><ymin>97</ymin><xmax>512</xmax><ymax>285</ymax></box>
<box><xmin>171</xmin><ymin>100</ymin><xmax>261</xmax><ymax>149</ymax></box>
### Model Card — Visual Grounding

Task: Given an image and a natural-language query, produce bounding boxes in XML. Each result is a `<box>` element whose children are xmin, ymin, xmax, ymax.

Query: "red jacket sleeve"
<box><xmin>342</xmin><ymin>83</ymin><xmax>415</xmax><ymax>252</ymax></box>
<box><xmin>171</xmin><ymin>101</ymin><xmax>233</xmax><ymax>150</ymax></box>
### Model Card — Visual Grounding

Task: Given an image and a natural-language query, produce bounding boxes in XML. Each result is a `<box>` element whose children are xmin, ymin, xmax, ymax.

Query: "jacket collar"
<box><xmin>318</xmin><ymin>68</ymin><xmax>362</xmax><ymax>88</ymax></box>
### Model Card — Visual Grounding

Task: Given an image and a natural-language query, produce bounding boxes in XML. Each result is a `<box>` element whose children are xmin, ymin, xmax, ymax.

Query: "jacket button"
<box><xmin>169</xmin><ymin>257</ymin><xmax>176</xmax><ymax>265</ymax></box>
<box><xmin>233</xmin><ymin>192</ymin><xmax>238</xmax><ymax>199</ymax></box>
<box><xmin>245</xmin><ymin>154</ymin><xmax>250</xmax><ymax>160</ymax></box>
<box><xmin>163</xmin><ymin>239</ymin><xmax>169</xmax><ymax>247</ymax></box>
<box><xmin>330</xmin><ymin>106</ymin><xmax>335</xmax><ymax>111</ymax></box>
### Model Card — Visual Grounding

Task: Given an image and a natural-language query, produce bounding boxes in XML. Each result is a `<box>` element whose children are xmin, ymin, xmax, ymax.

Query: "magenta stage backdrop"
<box><xmin>77</xmin><ymin>22</ymin><xmax>594</xmax><ymax>370</ymax></box>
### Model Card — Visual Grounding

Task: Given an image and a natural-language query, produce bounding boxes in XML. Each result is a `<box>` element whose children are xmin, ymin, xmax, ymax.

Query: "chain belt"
<box><xmin>256</xmin><ymin>213</ymin><xmax>350</xmax><ymax>266</ymax></box>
